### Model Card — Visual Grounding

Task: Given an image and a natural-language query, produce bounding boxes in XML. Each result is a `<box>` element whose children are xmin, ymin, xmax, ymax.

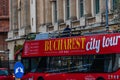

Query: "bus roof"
<box><xmin>22</xmin><ymin>33</ymin><xmax>120</xmax><ymax>57</ymax></box>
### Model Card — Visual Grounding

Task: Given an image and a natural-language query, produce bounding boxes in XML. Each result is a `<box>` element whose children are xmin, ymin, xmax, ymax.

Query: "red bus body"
<box><xmin>21</xmin><ymin>33</ymin><xmax>120</xmax><ymax>80</ymax></box>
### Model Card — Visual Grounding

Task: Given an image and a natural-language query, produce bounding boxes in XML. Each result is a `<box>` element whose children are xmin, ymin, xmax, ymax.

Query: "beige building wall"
<box><xmin>100</xmin><ymin>0</ymin><xmax>105</xmax><ymax>14</ymax></box>
<box><xmin>8</xmin><ymin>0</ymin><xmax>31</xmax><ymax>60</ymax></box>
<box><xmin>18</xmin><ymin>0</ymin><xmax>30</xmax><ymax>36</ymax></box>
<box><xmin>84</xmin><ymin>0</ymin><xmax>92</xmax><ymax>16</ymax></box>
<box><xmin>45</xmin><ymin>0</ymin><xmax>52</xmax><ymax>24</ymax></box>
<box><xmin>38</xmin><ymin>0</ymin><xmax>45</xmax><ymax>25</ymax></box>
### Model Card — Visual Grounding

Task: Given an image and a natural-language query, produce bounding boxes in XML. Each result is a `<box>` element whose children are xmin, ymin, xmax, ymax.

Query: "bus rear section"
<box><xmin>21</xmin><ymin>33</ymin><xmax>120</xmax><ymax>80</ymax></box>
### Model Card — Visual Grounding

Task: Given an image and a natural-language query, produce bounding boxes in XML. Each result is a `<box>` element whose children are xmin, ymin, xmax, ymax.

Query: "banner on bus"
<box><xmin>22</xmin><ymin>33</ymin><xmax>120</xmax><ymax>56</ymax></box>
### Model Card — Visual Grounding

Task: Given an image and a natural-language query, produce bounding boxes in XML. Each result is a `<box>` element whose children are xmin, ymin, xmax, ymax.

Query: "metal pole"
<box><xmin>8</xmin><ymin>52</ymin><xmax>9</xmax><ymax>69</ymax></box>
<box><xmin>106</xmin><ymin>0</ymin><xmax>109</xmax><ymax>31</ymax></box>
<box><xmin>6</xmin><ymin>49</ymin><xmax>10</xmax><ymax>69</ymax></box>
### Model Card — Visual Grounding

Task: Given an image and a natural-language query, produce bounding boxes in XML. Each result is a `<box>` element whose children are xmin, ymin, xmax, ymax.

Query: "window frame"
<box><xmin>54</xmin><ymin>1</ymin><xmax>57</xmax><ymax>23</ymax></box>
<box><xmin>66</xmin><ymin>0</ymin><xmax>70</xmax><ymax>20</ymax></box>
<box><xmin>95</xmin><ymin>0</ymin><xmax>100</xmax><ymax>14</ymax></box>
<box><xmin>80</xmin><ymin>0</ymin><xmax>84</xmax><ymax>17</ymax></box>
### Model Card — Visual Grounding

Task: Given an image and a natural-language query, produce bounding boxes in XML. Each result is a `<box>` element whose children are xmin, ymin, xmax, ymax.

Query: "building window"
<box><xmin>112</xmin><ymin>0</ymin><xmax>117</xmax><ymax>10</ymax></box>
<box><xmin>66</xmin><ymin>0</ymin><xmax>70</xmax><ymax>20</ymax></box>
<box><xmin>95</xmin><ymin>0</ymin><xmax>99</xmax><ymax>14</ymax></box>
<box><xmin>54</xmin><ymin>1</ymin><xmax>57</xmax><ymax>22</ymax></box>
<box><xmin>80</xmin><ymin>0</ymin><xmax>84</xmax><ymax>17</ymax></box>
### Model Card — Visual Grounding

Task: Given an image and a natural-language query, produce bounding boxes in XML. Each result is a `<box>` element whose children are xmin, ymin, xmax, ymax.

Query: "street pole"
<box><xmin>106</xmin><ymin>0</ymin><xmax>109</xmax><ymax>31</ymax></box>
<box><xmin>5</xmin><ymin>49</ymin><xmax>10</xmax><ymax>69</ymax></box>
<box><xmin>8</xmin><ymin>51</ymin><xmax>9</xmax><ymax>70</ymax></box>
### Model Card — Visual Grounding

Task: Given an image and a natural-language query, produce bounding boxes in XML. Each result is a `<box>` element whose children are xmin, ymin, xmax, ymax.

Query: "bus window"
<box><xmin>36</xmin><ymin>57</ymin><xmax>47</xmax><ymax>72</ymax></box>
<box><xmin>22</xmin><ymin>57</ymin><xmax>44</xmax><ymax>73</ymax></box>
<box><xmin>31</xmin><ymin>58</ymin><xmax>41</xmax><ymax>72</ymax></box>
<box><xmin>22</xmin><ymin>58</ymin><xmax>30</xmax><ymax>73</ymax></box>
<box><xmin>48</xmin><ymin>57</ymin><xmax>63</xmax><ymax>72</ymax></box>
<box><xmin>118</xmin><ymin>57</ymin><xmax>120</xmax><ymax>67</ymax></box>
<box><xmin>89</xmin><ymin>54</ymin><xmax>116</xmax><ymax>73</ymax></box>
<box><xmin>104</xmin><ymin>57</ymin><xmax>112</xmax><ymax>72</ymax></box>
<box><xmin>47</xmin><ymin>56</ymin><xmax>72</xmax><ymax>72</ymax></box>
<box><xmin>22</xmin><ymin>54</ymin><xmax>117</xmax><ymax>73</ymax></box>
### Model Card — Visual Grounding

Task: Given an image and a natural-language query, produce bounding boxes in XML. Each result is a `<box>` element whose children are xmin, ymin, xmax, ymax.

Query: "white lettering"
<box><xmin>86</xmin><ymin>42</ymin><xmax>90</xmax><ymax>51</ymax></box>
<box><xmin>86</xmin><ymin>35</ymin><xmax>120</xmax><ymax>53</ymax></box>
<box><xmin>102</xmin><ymin>36</ymin><xmax>120</xmax><ymax>48</ymax></box>
<box><xmin>95</xmin><ymin>40</ymin><xmax>100</xmax><ymax>53</ymax></box>
<box><xmin>86</xmin><ymin>38</ymin><xmax>100</xmax><ymax>53</ymax></box>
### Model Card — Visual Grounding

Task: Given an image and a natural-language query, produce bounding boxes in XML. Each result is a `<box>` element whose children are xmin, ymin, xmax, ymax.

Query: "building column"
<box><xmin>10</xmin><ymin>0</ymin><xmax>12</xmax><ymax>30</ymax></box>
<box><xmin>8</xmin><ymin>42</ymin><xmax>14</xmax><ymax>60</ymax></box>
<box><xmin>39</xmin><ymin>0</ymin><xmax>45</xmax><ymax>25</ymax></box>
<box><xmin>70</xmin><ymin>0</ymin><xmax>77</xmax><ymax>20</ymax></box>
<box><xmin>13</xmin><ymin>0</ymin><xmax>18</xmax><ymax>29</ymax></box>
<box><xmin>23</xmin><ymin>0</ymin><xmax>30</xmax><ymax>33</ymax></box>
<box><xmin>84</xmin><ymin>0</ymin><xmax>92</xmax><ymax>17</ymax></box>
<box><xmin>18</xmin><ymin>0</ymin><xmax>21</xmax><ymax>29</ymax></box>
<box><xmin>91</xmin><ymin>0</ymin><xmax>95</xmax><ymax>16</ymax></box>
<box><xmin>76</xmin><ymin>0</ymin><xmax>79</xmax><ymax>19</ymax></box>
<box><xmin>24</xmin><ymin>0</ymin><xmax>30</xmax><ymax>27</ymax></box>
<box><xmin>100</xmin><ymin>0</ymin><xmax>105</xmax><ymax>14</ymax></box>
<box><xmin>45</xmin><ymin>0</ymin><xmax>52</xmax><ymax>24</ymax></box>
<box><xmin>108</xmin><ymin>0</ymin><xmax>113</xmax><ymax>13</ymax></box>
<box><xmin>30</xmin><ymin>0</ymin><xmax>36</xmax><ymax>33</ymax></box>
<box><xmin>57</xmin><ymin>0</ymin><xmax>64</xmax><ymax>23</ymax></box>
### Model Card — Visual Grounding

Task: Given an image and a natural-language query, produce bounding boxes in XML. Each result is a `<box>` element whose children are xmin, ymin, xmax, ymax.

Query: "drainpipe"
<box><xmin>106</xmin><ymin>0</ymin><xmax>109</xmax><ymax>31</ymax></box>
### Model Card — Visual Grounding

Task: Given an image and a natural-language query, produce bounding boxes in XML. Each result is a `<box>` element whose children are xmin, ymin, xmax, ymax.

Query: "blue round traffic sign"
<box><xmin>14</xmin><ymin>62</ymin><xmax>24</xmax><ymax>78</ymax></box>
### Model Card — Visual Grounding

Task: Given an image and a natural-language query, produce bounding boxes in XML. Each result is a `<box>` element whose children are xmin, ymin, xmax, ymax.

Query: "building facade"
<box><xmin>0</xmin><ymin>0</ymin><xmax>9</xmax><ymax>60</ymax></box>
<box><xmin>7</xmin><ymin>0</ymin><xmax>119</xmax><ymax>60</ymax></box>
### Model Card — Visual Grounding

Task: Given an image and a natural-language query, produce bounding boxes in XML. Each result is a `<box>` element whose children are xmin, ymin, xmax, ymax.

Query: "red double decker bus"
<box><xmin>21</xmin><ymin>33</ymin><xmax>120</xmax><ymax>80</ymax></box>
